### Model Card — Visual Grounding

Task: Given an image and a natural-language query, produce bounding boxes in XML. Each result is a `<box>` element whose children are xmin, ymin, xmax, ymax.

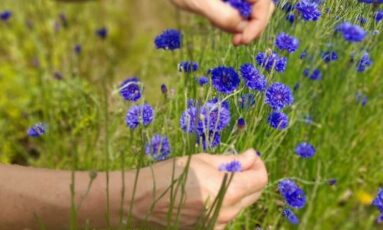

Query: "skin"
<box><xmin>0</xmin><ymin>149</ymin><xmax>268</xmax><ymax>229</ymax></box>
<box><xmin>170</xmin><ymin>0</ymin><xmax>275</xmax><ymax>45</ymax></box>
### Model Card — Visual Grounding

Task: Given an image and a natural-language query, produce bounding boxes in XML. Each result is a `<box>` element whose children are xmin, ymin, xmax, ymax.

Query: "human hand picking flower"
<box><xmin>170</xmin><ymin>0</ymin><xmax>275</xmax><ymax>45</ymax></box>
<box><xmin>0</xmin><ymin>149</ymin><xmax>267</xmax><ymax>230</ymax></box>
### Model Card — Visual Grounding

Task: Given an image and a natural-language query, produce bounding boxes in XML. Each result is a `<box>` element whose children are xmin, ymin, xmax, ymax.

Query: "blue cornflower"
<box><xmin>197</xmin><ymin>76</ymin><xmax>209</xmax><ymax>86</ymax></box>
<box><xmin>296</xmin><ymin>0</ymin><xmax>321</xmax><ymax>21</ymax></box>
<box><xmin>240</xmin><ymin>64</ymin><xmax>267</xmax><ymax>91</ymax></box>
<box><xmin>293</xmin><ymin>82</ymin><xmax>300</xmax><ymax>91</ymax></box>
<box><xmin>286</xmin><ymin>13</ymin><xmax>295</xmax><ymax>23</ymax></box>
<box><xmin>119</xmin><ymin>77</ymin><xmax>142</xmax><ymax>102</ymax></box>
<box><xmin>358</xmin><ymin>16</ymin><xmax>367</xmax><ymax>25</ymax></box>
<box><xmin>208</xmin><ymin>98</ymin><xmax>230</xmax><ymax>110</ymax></box>
<box><xmin>268</xmin><ymin>111</ymin><xmax>289</xmax><ymax>130</ymax></box>
<box><xmin>372</xmin><ymin>188</ymin><xmax>383</xmax><ymax>212</ymax></box>
<box><xmin>154</xmin><ymin>29</ymin><xmax>182</xmax><ymax>50</ymax></box>
<box><xmin>359</xmin><ymin>0</ymin><xmax>383</xmax><ymax>4</ymax></box>
<box><xmin>376</xmin><ymin>10</ymin><xmax>383</xmax><ymax>22</ymax></box>
<box><xmin>178</xmin><ymin>61</ymin><xmax>199</xmax><ymax>72</ymax></box>
<box><xmin>295</xmin><ymin>142</ymin><xmax>316</xmax><ymax>158</ymax></box>
<box><xmin>74</xmin><ymin>44</ymin><xmax>82</xmax><ymax>55</ymax></box>
<box><xmin>198</xmin><ymin>131</ymin><xmax>221</xmax><ymax>150</ymax></box>
<box><xmin>0</xmin><ymin>10</ymin><xmax>12</xmax><ymax>21</ymax></box>
<box><xmin>180</xmin><ymin>106</ymin><xmax>199</xmax><ymax>133</ymax></box>
<box><xmin>219</xmin><ymin>160</ymin><xmax>242</xmax><ymax>172</ymax></box>
<box><xmin>237</xmin><ymin>118</ymin><xmax>246</xmax><ymax>129</ymax></box>
<box><xmin>304</xmin><ymin>68</ymin><xmax>322</xmax><ymax>80</ymax></box>
<box><xmin>356</xmin><ymin>92</ymin><xmax>368</xmax><ymax>106</ymax></box>
<box><xmin>255</xmin><ymin>52</ymin><xmax>288</xmax><ymax>73</ymax></box>
<box><xmin>224</xmin><ymin>0</ymin><xmax>252</xmax><ymax>19</ymax></box>
<box><xmin>145</xmin><ymin>134</ymin><xmax>171</xmax><ymax>161</ymax></box>
<box><xmin>336</xmin><ymin>22</ymin><xmax>366</xmax><ymax>42</ymax></box>
<box><xmin>180</xmin><ymin>102</ymin><xmax>231</xmax><ymax>134</ymax></box>
<box><xmin>201</xmin><ymin>102</ymin><xmax>231</xmax><ymax>133</ymax></box>
<box><xmin>275</xmin><ymin>33</ymin><xmax>299</xmax><ymax>53</ymax></box>
<box><xmin>322</xmin><ymin>51</ymin><xmax>338</xmax><ymax>63</ymax></box>
<box><xmin>279</xmin><ymin>179</ymin><xmax>307</xmax><ymax>209</ymax></box>
<box><xmin>328</xmin><ymin>179</ymin><xmax>337</xmax><ymax>186</ymax></box>
<box><xmin>27</xmin><ymin>123</ymin><xmax>47</xmax><ymax>137</ymax></box>
<box><xmin>96</xmin><ymin>27</ymin><xmax>108</xmax><ymax>39</ymax></box>
<box><xmin>125</xmin><ymin>104</ymin><xmax>154</xmax><ymax>129</ymax></box>
<box><xmin>265</xmin><ymin>83</ymin><xmax>294</xmax><ymax>110</ymax></box>
<box><xmin>378</xmin><ymin>214</ymin><xmax>383</xmax><ymax>223</ymax></box>
<box><xmin>282</xmin><ymin>2</ymin><xmax>295</xmax><ymax>12</ymax></box>
<box><xmin>300</xmin><ymin>50</ymin><xmax>308</xmax><ymax>59</ymax></box>
<box><xmin>161</xmin><ymin>84</ymin><xmax>168</xmax><ymax>94</ymax></box>
<box><xmin>282</xmin><ymin>208</ymin><xmax>299</xmax><ymax>225</ymax></box>
<box><xmin>211</xmin><ymin>66</ymin><xmax>241</xmax><ymax>94</ymax></box>
<box><xmin>239</xmin><ymin>93</ymin><xmax>256</xmax><ymax>109</ymax></box>
<box><xmin>356</xmin><ymin>52</ymin><xmax>372</xmax><ymax>72</ymax></box>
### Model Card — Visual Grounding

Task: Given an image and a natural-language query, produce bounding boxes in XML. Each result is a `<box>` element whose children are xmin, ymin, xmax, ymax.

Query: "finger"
<box><xmin>238</xmin><ymin>0</ymin><xmax>273</xmax><ymax>44</ymax></box>
<box><xmin>240</xmin><ymin>190</ymin><xmax>263</xmax><ymax>209</ymax></box>
<box><xmin>199</xmin><ymin>149</ymin><xmax>259</xmax><ymax>171</ymax></box>
<box><xmin>231</xmin><ymin>158</ymin><xmax>268</xmax><ymax>197</ymax></box>
<box><xmin>199</xmin><ymin>0</ymin><xmax>249</xmax><ymax>33</ymax></box>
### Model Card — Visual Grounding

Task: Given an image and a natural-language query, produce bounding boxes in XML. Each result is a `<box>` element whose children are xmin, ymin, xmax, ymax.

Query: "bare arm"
<box><xmin>0</xmin><ymin>150</ymin><xmax>267</xmax><ymax>229</ymax></box>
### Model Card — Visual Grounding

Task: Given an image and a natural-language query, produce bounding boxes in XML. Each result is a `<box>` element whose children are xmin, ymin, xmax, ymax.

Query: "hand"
<box><xmin>170</xmin><ymin>0</ymin><xmax>275</xmax><ymax>45</ymax></box>
<box><xmin>130</xmin><ymin>149</ymin><xmax>268</xmax><ymax>230</ymax></box>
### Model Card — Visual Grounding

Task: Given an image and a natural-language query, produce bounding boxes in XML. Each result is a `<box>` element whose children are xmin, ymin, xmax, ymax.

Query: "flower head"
<box><xmin>219</xmin><ymin>160</ymin><xmax>242</xmax><ymax>172</ymax></box>
<box><xmin>322</xmin><ymin>51</ymin><xmax>338</xmax><ymax>63</ymax></box>
<box><xmin>286</xmin><ymin>13</ymin><xmax>295</xmax><ymax>23</ymax></box>
<box><xmin>304</xmin><ymin>68</ymin><xmax>322</xmax><ymax>80</ymax></box>
<box><xmin>356</xmin><ymin>92</ymin><xmax>368</xmax><ymax>106</ymax></box>
<box><xmin>27</xmin><ymin>123</ymin><xmax>47</xmax><ymax>137</ymax></box>
<box><xmin>161</xmin><ymin>84</ymin><xmax>168</xmax><ymax>94</ymax></box>
<box><xmin>328</xmin><ymin>179</ymin><xmax>337</xmax><ymax>186</ymax></box>
<box><xmin>265</xmin><ymin>83</ymin><xmax>294</xmax><ymax>110</ymax></box>
<box><xmin>211</xmin><ymin>66</ymin><xmax>241</xmax><ymax>94</ymax></box>
<box><xmin>197</xmin><ymin>131</ymin><xmax>221</xmax><ymax>150</ymax></box>
<box><xmin>237</xmin><ymin>118</ymin><xmax>246</xmax><ymax>129</ymax></box>
<box><xmin>96</xmin><ymin>27</ymin><xmax>108</xmax><ymax>39</ymax></box>
<box><xmin>296</xmin><ymin>0</ymin><xmax>321</xmax><ymax>21</ymax></box>
<box><xmin>154</xmin><ymin>29</ymin><xmax>182</xmax><ymax>50</ymax></box>
<box><xmin>375</xmin><ymin>10</ymin><xmax>383</xmax><ymax>23</ymax></box>
<box><xmin>275</xmin><ymin>33</ymin><xmax>299</xmax><ymax>53</ymax></box>
<box><xmin>126</xmin><ymin>104</ymin><xmax>154</xmax><ymax>129</ymax></box>
<box><xmin>178</xmin><ymin>61</ymin><xmax>199</xmax><ymax>73</ymax></box>
<box><xmin>180</xmin><ymin>106</ymin><xmax>199</xmax><ymax>133</ymax></box>
<box><xmin>295</xmin><ymin>142</ymin><xmax>316</xmax><ymax>158</ymax></box>
<box><xmin>145</xmin><ymin>134</ymin><xmax>171</xmax><ymax>161</ymax></box>
<box><xmin>224</xmin><ymin>0</ymin><xmax>252</xmax><ymax>19</ymax></box>
<box><xmin>74</xmin><ymin>44</ymin><xmax>82</xmax><ymax>55</ymax></box>
<box><xmin>200</xmin><ymin>102</ymin><xmax>231</xmax><ymax>133</ymax></box>
<box><xmin>119</xmin><ymin>77</ymin><xmax>142</xmax><ymax>102</ymax></box>
<box><xmin>0</xmin><ymin>10</ymin><xmax>12</xmax><ymax>21</ymax></box>
<box><xmin>268</xmin><ymin>111</ymin><xmax>289</xmax><ymax>130</ymax></box>
<box><xmin>279</xmin><ymin>179</ymin><xmax>307</xmax><ymax>209</ymax></box>
<box><xmin>197</xmin><ymin>76</ymin><xmax>209</xmax><ymax>86</ymax></box>
<box><xmin>256</xmin><ymin>52</ymin><xmax>288</xmax><ymax>73</ymax></box>
<box><xmin>372</xmin><ymin>188</ymin><xmax>383</xmax><ymax>213</ymax></box>
<box><xmin>356</xmin><ymin>52</ymin><xmax>372</xmax><ymax>72</ymax></box>
<box><xmin>240</xmin><ymin>64</ymin><xmax>267</xmax><ymax>91</ymax></box>
<box><xmin>282</xmin><ymin>208</ymin><xmax>299</xmax><ymax>224</ymax></box>
<box><xmin>336</xmin><ymin>22</ymin><xmax>366</xmax><ymax>42</ymax></box>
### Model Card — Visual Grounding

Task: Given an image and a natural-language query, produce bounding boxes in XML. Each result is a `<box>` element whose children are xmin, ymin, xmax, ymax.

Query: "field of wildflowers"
<box><xmin>1</xmin><ymin>0</ymin><xmax>383</xmax><ymax>229</ymax></box>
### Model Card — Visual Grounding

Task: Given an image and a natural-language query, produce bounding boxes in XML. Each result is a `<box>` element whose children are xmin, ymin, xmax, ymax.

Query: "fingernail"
<box><xmin>236</xmin><ymin>21</ymin><xmax>248</xmax><ymax>32</ymax></box>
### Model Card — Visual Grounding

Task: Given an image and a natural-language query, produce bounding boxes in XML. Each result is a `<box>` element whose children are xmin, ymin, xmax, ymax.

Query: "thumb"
<box><xmin>201</xmin><ymin>148</ymin><xmax>258</xmax><ymax>171</ymax></box>
<box><xmin>199</xmin><ymin>0</ymin><xmax>248</xmax><ymax>33</ymax></box>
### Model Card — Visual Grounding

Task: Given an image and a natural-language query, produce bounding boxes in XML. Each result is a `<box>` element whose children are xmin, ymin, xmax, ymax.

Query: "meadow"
<box><xmin>0</xmin><ymin>0</ymin><xmax>383</xmax><ymax>229</ymax></box>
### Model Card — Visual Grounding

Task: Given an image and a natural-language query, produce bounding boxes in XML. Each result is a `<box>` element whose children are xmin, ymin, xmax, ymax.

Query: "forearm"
<box><xmin>0</xmin><ymin>164</ymin><xmax>149</xmax><ymax>229</ymax></box>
